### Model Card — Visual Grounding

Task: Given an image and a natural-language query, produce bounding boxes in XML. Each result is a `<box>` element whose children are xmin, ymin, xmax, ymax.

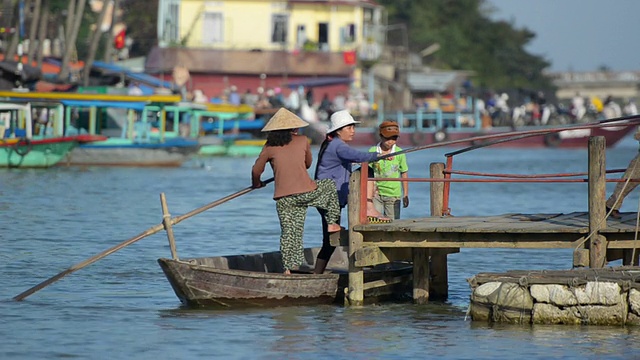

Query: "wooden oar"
<box><xmin>12</xmin><ymin>177</ymin><xmax>274</xmax><ymax>302</ymax></box>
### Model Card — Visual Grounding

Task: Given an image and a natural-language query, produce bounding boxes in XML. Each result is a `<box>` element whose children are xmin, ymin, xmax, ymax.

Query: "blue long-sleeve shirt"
<box><xmin>315</xmin><ymin>138</ymin><xmax>378</xmax><ymax>207</ymax></box>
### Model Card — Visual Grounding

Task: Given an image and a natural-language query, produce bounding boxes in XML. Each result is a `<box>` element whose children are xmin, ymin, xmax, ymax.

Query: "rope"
<box><xmin>633</xmin><ymin>197</ymin><xmax>640</xmax><ymax>263</ymax></box>
<box><xmin>447</xmin><ymin>168</ymin><xmax>626</xmax><ymax>179</ymax></box>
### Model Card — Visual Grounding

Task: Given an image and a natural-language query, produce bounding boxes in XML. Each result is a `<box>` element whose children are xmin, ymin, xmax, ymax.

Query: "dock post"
<box><xmin>429</xmin><ymin>162</ymin><xmax>449</xmax><ymax>300</ymax></box>
<box><xmin>347</xmin><ymin>169</ymin><xmax>364</xmax><ymax>306</ymax></box>
<box><xmin>588</xmin><ymin>136</ymin><xmax>607</xmax><ymax>268</ymax></box>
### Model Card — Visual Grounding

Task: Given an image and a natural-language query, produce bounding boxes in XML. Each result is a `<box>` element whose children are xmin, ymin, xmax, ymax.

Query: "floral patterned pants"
<box><xmin>275</xmin><ymin>179</ymin><xmax>340</xmax><ymax>270</ymax></box>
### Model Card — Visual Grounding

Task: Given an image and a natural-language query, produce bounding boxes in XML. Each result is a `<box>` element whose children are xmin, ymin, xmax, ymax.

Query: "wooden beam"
<box><xmin>413</xmin><ymin>248</ymin><xmax>430</xmax><ymax>304</ymax></box>
<box><xmin>361</xmin><ymin>231</ymin><xmax>586</xmax><ymax>244</ymax></box>
<box><xmin>429</xmin><ymin>162</ymin><xmax>448</xmax><ymax>299</ymax></box>
<box><xmin>367</xmin><ymin>241</ymin><xmax>580</xmax><ymax>249</ymax></box>
<box><xmin>354</xmin><ymin>247</ymin><xmax>412</xmax><ymax>267</ymax></box>
<box><xmin>573</xmin><ymin>249</ymin><xmax>589</xmax><ymax>267</ymax></box>
<box><xmin>347</xmin><ymin>170</ymin><xmax>364</xmax><ymax>306</ymax></box>
<box><xmin>363</xmin><ymin>275</ymin><xmax>410</xmax><ymax>291</ymax></box>
<box><xmin>329</xmin><ymin>229</ymin><xmax>349</xmax><ymax>247</ymax></box>
<box><xmin>602</xmin><ymin>241</ymin><xmax>640</xmax><ymax>249</ymax></box>
<box><xmin>588</xmin><ymin>136</ymin><xmax>607</xmax><ymax>268</ymax></box>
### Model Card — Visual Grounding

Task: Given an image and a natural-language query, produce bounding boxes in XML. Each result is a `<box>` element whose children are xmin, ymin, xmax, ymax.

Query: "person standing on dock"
<box><xmin>313</xmin><ymin>110</ymin><xmax>387</xmax><ymax>274</ymax></box>
<box><xmin>606</xmin><ymin>127</ymin><xmax>640</xmax><ymax>218</ymax></box>
<box><xmin>251</xmin><ymin>108</ymin><xmax>342</xmax><ymax>275</ymax></box>
<box><xmin>368</xmin><ymin>121</ymin><xmax>409</xmax><ymax>220</ymax></box>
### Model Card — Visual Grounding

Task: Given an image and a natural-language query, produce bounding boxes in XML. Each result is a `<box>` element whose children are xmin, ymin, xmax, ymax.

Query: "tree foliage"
<box><xmin>121</xmin><ymin>0</ymin><xmax>158</xmax><ymax>57</ymax></box>
<box><xmin>378</xmin><ymin>0</ymin><xmax>554</xmax><ymax>91</ymax></box>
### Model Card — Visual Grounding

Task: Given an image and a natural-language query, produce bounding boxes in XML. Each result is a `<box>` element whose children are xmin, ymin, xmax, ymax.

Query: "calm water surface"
<box><xmin>2</xmin><ymin>136</ymin><xmax>640</xmax><ymax>359</ymax></box>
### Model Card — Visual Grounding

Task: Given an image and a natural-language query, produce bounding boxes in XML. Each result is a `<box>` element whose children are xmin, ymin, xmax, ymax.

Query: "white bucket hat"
<box><xmin>261</xmin><ymin>107</ymin><xmax>309</xmax><ymax>132</ymax></box>
<box><xmin>327</xmin><ymin>110</ymin><xmax>360</xmax><ymax>134</ymax></box>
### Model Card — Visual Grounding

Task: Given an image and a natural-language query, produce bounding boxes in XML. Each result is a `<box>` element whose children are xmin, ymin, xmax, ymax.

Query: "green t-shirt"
<box><xmin>368</xmin><ymin>145</ymin><xmax>409</xmax><ymax>197</ymax></box>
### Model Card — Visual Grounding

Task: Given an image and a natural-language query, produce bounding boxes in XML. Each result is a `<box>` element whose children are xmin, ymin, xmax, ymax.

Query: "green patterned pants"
<box><xmin>276</xmin><ymin>179</ymin><xmax>340</xmax><ymax>270</ymax></box>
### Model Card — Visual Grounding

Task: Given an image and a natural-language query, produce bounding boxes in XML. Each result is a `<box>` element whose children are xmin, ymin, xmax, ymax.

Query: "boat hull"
<box><xmin>158</xmin><ymin>247</ymin><xmax>412</xmax><ymax>308</ymax></box>
<box><xmin>0</xmin><ymin>135</ymin><xmax>104</xmax><ymax>168</ymax></box>
<box><xmin>159</xmin><ymin>259</ymin><xmax>340</xmax><ymax>307</ymax></box>
<box><xmin>63</xmin><ymin>138</ymin><xmax>200</xmax><ymax>167</ymax></box>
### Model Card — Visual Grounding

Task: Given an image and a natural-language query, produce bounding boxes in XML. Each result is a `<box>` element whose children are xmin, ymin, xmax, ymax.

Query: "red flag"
<box><xmin>114</xmin><ymin>29</ymin><xmax>126</xmax><ymax>50</ymax></box>
<box><xmin>343</xmin><ymin>50</ymin><xmax>356</xmax><ymax>65</ymax></box>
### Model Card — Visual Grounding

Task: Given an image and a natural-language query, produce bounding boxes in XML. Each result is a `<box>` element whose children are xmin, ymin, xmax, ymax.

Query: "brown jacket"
<box><xmin>252</xmin><ymin>135</ymin><xmax>317</xmax><ymax>199</ymax></box>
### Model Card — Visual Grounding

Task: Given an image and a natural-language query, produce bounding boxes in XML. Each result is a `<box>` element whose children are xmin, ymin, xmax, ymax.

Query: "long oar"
<box><xmin>13</xmin><ymin>178</ymin><xmax>274</xmax><ymax>302</ymax></box>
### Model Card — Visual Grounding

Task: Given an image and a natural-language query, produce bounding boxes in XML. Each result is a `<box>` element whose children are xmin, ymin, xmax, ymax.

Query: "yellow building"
<box><xmin>159</xmin><ymin>0</ymin><xmax>384</xmax><ymax>56</ymax></box>
<box><xmin>152</xmin><ymin>0</ymin><xmax>387</xmax><ymax>100</ymax></box>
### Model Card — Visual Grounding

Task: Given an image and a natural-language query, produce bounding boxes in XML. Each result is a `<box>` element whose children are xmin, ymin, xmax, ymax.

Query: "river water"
<box><xmin>2</xmin><ymin>136</ymin><xmax>640</xmax><ymax>359</ymax></box>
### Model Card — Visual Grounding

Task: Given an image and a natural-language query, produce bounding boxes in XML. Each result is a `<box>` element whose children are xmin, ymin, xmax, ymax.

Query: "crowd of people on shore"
<box><xmin>191</xmin><ymin>85</ymin><xmax>375</xmax><ymax>125</ymax></box>
<box><xmin>478</xmin><ymin>91</ymin><xmax>639</xmax><ymax>128</ymax></box>
<box><xmin>189</xmin><ymin>84</ymin><xmax>640</xmax><ymax>134</ymax></box>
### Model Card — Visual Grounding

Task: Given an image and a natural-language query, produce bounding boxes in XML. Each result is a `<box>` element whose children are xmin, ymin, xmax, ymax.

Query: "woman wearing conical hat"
<box><xmin>251</xmin><ymin>108</ymin><xmax>341</xmax><ymax>275</ymax></box>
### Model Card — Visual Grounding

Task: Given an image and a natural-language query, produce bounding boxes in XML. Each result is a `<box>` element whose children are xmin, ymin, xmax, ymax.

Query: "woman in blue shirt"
<box><xmin>313</xmin><ymin>110</ymin><xmax>387</xmax><ymax>274</ymax></box>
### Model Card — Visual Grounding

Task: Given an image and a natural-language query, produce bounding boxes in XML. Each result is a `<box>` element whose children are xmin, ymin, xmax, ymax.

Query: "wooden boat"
<box><xmin>0</xmin><ymin>91</ymin><xmax>203</xmax><ymax>167</ymax></box>
<box><xmin>0</xmin><ymin>90</ymin><xmax>181</xmax><ymax>103</ymax></box>
<box><xmin>0</xmin><ymin>102</ymin><xmax>105</xmax><ymax>168</ymax></box>
<box><xmin>140</xmin><ymin>101</ymin><xmax>267</xmax><ymax>157</ymax></box>
<box><xmin>192</xmin><ymin>104</ymin><xmax>266</xmax><ymax>157</ymax></box>
<box><xmin>45</xmin><ymin>98</ymin><xmax>200</xmax><ymax>167</ymax></box>
<box><xmin>158</xmin><ymin>247</ymin><xmax>412</xmax><ymax>308</ymax></box>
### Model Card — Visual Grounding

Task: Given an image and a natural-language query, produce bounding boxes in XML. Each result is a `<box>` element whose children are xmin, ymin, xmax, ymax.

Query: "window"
<box><xmin>296</xmin><ymin>25</ymin><xmax>306</xmax><ymax>48</ymax></box>
<box><xmin>272</xmin><ymin>14</ymin><xmax>288</xmax><ymax>44</ymax></box>
<box><xmin>202</xmin><ymin>12</ymin><xmax>223</xmax><ymax>44</ymax></box>
<box><xmin>318</xmin><ymin>23</ymin><xmax>328</xmax><ymax>50</ymax></box>
<box><xmin>341</xmin><ymin>24</ymin><xmax>356</xmax><ymax>45</ymax></box>
<box><xmin>162</xmin><ymin>2</ymin><xmax>180</xmax><ymax>43</ymax></box>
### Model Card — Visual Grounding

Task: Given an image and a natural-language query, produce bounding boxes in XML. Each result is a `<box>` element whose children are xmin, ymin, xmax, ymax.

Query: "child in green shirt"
<box><xmin>368</xmin><ymin>121</ymin><xmax>409</xmax><ymax>219</ymax></box>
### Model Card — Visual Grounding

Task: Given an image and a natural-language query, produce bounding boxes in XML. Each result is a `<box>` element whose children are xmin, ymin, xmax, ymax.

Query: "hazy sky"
<box><xmin>487</xmin><ymin>0</ymin><xmax>640</xmax><ymax>72</ymax></box>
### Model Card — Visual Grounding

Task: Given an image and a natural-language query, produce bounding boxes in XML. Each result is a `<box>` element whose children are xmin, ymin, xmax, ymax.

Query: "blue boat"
<box><xmin>155</xmin><ymin>102</ymin><xmax>266</xmax><ymax>157</ymax></box>
<box><xmin>58</xmin><ymin>99</ymin><xmax>201</xmax><ymax>167</ymax></box>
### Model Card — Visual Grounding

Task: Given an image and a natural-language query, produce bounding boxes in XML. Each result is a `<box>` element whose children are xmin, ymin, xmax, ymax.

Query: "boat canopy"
<box><xmin>0</xmin><ymin>103</ymin><xmax>31</xmax><ymax>111</ymax></box>
<box><xmin>286</xmin><ymin>76</ymin><xmax>353</xmax><ymax>88</ymax></box>
<box><xmin>60</xmin><ymin>100</ymin><xmax>147</xmax><ymax>110</ymax></box>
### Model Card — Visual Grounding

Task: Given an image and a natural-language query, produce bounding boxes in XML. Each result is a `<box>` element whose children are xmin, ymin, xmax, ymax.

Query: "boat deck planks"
<box><xmin>351</xmin><ymin>212</ymin><xmax>640</xmax><ymax>249</ymax></box>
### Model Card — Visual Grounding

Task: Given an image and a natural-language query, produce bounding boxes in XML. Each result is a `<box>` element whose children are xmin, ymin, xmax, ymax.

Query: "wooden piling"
<box><xmin>347</xmin><ymin>169</ymin><xmax>364</xmax><ymax>306</ymax></box>
<box><xmin>429</xmin><ymin>162</ymin><xmax>450</xmax><ymax>300</ymax></box>
<box><xmin>623</xmin><ymin>249</ymin><xmax>640</xmax><ymax>266</ymax></box>
<box><xmin>412</xmin><ymin>248</ymin><xmax>429</xmax><ymax>304</ymax></box>
<box><xmin>588</xmin><ymin>136</ymin><xmax>607</xmax><ymax>268</ymax></box>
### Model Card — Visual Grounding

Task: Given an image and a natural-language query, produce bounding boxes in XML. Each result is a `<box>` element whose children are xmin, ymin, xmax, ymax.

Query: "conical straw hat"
<box><xmin>261</xmin><ymin>108</ymin><xmax>309</xmax><ymax>132</ymax></box>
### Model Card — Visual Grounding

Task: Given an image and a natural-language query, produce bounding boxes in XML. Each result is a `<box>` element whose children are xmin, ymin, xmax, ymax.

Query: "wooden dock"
<box><xmin>352</xmin><ymin>212</ymin><xmax>640</xmax><ymax>250</ymax></box>
<box><xmin>337</xmin><ymin>137</ymin><xmax>640</xmax><ymax>306</ymax></box>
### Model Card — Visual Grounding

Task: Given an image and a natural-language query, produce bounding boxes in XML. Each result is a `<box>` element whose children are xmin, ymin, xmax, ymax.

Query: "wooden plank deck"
<box><xmin>349</xmin><ymin>212</ymin><xmax>640</xmax><ymax>249</ymax></box>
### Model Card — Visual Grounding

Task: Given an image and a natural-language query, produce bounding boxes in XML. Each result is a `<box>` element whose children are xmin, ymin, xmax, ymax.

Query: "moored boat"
<box><xmin>305</xmin><ymin>108</ymin><xmax>636</xmax><ymax>148</ymax></box>
<box><xmin>65</xmin><ymin>137</ymin><xmax>200</xmax><ymax>167</ymax></box>
<box><xmin>0</xmin><ymin>91</ymin><xmax>202</xmax><ymax>167</ymax></box>
<box><xmin>0</xmin><ymin>102</ymin><xmax>105</xmax><ymax>168</ymax></box>
<box><xmin>193</xmin><ymin>104</ymin><xmax>267</xmax><ymax>156</ymax></box>
<box><xmin>158</xmin><ymin>247</ymin><xmax>412</xmax><ymax>308</ymax></box>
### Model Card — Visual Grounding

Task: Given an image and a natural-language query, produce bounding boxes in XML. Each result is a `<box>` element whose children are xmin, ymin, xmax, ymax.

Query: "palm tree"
<box><xmin>26</xmin><ymin>0</ymin><xmax>41</xmax><ymax>63</ymax></box>
<box><xmin>34</xmin><ymin>0</ymin><xmax>49</xmax><ymax>68</ymax></box>
<box><xmin>82</xmin><ymin>0</ymin><xmax>111</xmax><ymax>85</ymax></box>
<box><xmin>103</xmin><ymin>0</ymin><xmax>120</xmax><ymax>63</ymax></box>
<box><xmin>58</xmin><ymin>0</ymin><xmax>86</xmax><ymax>82</ymax></box>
